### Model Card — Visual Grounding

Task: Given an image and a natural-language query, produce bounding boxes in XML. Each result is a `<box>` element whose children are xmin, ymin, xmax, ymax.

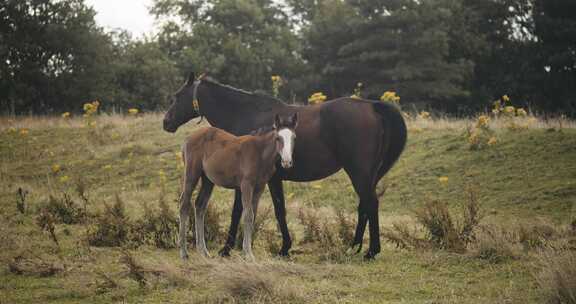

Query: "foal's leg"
<box><xmin>179</xmin><ymin>168</ymin><xmax>200</xmax><ymax>260</ymax></box>
<box><xmin>194</xmin><ymin>175</ymin><xmax>214</xmax><ymax>257</ymax></box>
<box><xmin>240</xmin><ymin>182</ymin><xmax>255</xmax><ymax>261</ymax></box>
<box><xmin>268</xmin><ymin>176</ymin><xmax>292</xmax><ymax>256</ymax></box>
<box><xmin>218</xmin><ymin>190</ymin><xmax>243</xmax><ymax>257</ymax></box>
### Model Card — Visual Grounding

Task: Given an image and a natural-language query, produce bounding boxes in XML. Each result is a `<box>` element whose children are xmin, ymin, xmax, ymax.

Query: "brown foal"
<box><xmin>179</xmin><ymin>113</ymin><xmax>298</xmax><ymax>260</ymax></box>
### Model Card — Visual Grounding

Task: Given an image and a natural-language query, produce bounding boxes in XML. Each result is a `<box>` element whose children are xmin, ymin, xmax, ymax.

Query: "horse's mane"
<box><xmin>202</xmin><ymin>76</ymin><xmax>285</xmax><ymax>112</ymax></box>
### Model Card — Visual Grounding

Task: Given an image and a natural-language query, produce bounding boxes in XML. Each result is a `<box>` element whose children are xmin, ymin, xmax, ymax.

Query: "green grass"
<box><xmin>1</xmin><ymin>113</ymin><xmax>575</xmax><ymax>303</ymax></box>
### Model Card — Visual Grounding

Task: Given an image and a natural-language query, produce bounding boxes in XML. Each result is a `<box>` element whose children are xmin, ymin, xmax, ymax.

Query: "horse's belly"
<box><xmin>279</xmin><ymin>155</ymin><xmax>341</xmax><ymax>182</ymax></box>
<box><xmin>202</xmin><ymin>158</ymin><xmax>239</xmax><ymax>189</ymax></box>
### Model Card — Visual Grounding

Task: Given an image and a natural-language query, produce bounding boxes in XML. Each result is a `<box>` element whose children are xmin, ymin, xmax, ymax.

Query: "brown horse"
<box><xmin>178</xmin><ymin>113</ymin><xmax>298</xmax><ymax>261</ymax></box>
<box><xmin>164</xmin><ymin>73</ymin><xmax>407</xmax><ymax>259</ymax></box>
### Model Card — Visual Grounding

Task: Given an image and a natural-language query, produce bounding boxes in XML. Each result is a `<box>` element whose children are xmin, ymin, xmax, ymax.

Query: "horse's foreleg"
<box><xmin>268</xmin><ymin>176</ymin><xmax>292</xmax><ymax>256</ymax></box>
<box><xmin>179</xmin><ymin>169</ymin><xmax>200</xmax><ymax>260</ymax></box>
<box><xmin>240</xmin><ymin>182</ymin><xmax>255</xmax><ymax>261</ymax></box>
<box><xmin>219</xmin><ymin>190</ymin><xmax>242</xmax><ymax>257</ymax></box>
<box><xmin>194</xmin><ymin>176</ymin><xmax>214</xmax><ymax>257</ymax></box>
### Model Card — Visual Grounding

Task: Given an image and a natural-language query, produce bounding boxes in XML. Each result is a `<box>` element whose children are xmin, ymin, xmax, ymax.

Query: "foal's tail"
<box><xmin>372</xmin><ymin>102</ymin><xmax>407</xmax><ymax>182</ymax></box>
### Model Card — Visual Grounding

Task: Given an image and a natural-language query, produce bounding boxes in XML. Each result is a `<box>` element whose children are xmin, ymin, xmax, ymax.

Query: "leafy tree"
<box><xmin>299</xmin><ymin>0</ymin><xmax>473</xmax><ymax>106</ymax></box>
<box><xmin>0</xmin><ymin>0</ymin><xmax>115</xmax><ymax>113</ymax></box>
<box><xmin>533</xmin><ymin>0</ymin><xmax>576</xmax><ymax>113</ymax></box>
<box><xmin>108</xmin><ymin>32</ymin><xmax>180</xmax><ymax>110</ymax></box>
<box><xmin>152</xmin><ymin>0</ymin><xmax>306</xmax><ymax>97</ymax></box>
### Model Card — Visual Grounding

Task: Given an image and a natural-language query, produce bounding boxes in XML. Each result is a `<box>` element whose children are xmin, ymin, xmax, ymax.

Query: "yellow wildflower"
<box><xmin>83</xmin><ymin>103</ymin><xmax>93</xmax><ymax>112</ymax></box>
<box><xmin>308</xmin><ymin>92</ymin><xmax>327</xmax><ymax>104</ymax></box>
<box><xmin>128</xmin><ymin>108</ymin><xmax>139</xmax><ymax>115</ymax></box>
<box><xmin>504</xmin><ymin>106</ymin><xmax>515</xmax><ymax>115</ymax></box>
<box><xmin>418</xmin><ymin>111</ymin><xmax>431</xmax><ymax>119</ymax></box>
<box><xmin>468</xmin><ymin>132</ymin><xmax>479</xmax><ymax>145</ymax></box>
<box><xmin>476</xmin><ymin>115</ymin><xmax>490</xmax><ymax>128</ymax></box>
<box><xmin>61</xmin><ymin>112</ymin><xmax>71</xmax><ymax>118</ymax></box>
<box><xmin>438</xmin><ymin>176</ymin><xmax>449</xmax><ymax>183</ymax></box>
<box><xmin>487</xmin><ymin>137</ymin><xmax>498</xmax><ymax>146</ymax></box>
<box><xmin>59</xmin><ymin>175</ymin><xmax>70</xmax><ymax>183</ymax></box>
<box><xmin>502</xmin><ymin>95</ymin><xmax>510</xmax><ymax>103</ymax></box>
<box><xmin>516</xmin><ymin>108</ymin><xmax>527</xmax><ymax>117</ymax></box>
<box><xmin>380</xmin><ymin>91</ymin><xmax>401</xmax><ymax>103</ymax></box>
<box><xmin>51</xmin><ymin>164</ymin><xmax>61</xmax><ymax>173</ymax></box>
<box><xmin>271</xmin><ymin>75</ymin><xmax>281</xmax><ymax>82</ymax></box>
<box><xmin>19</xmin><ymin>128</ymin><xmax>29</xmax><ymax>136</ymax></box>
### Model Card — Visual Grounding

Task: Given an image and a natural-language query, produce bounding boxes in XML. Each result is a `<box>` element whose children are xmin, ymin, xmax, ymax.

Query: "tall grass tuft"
<box><xmin>383</xmin><ymin>187</ymin><xmax>483</xmax><ymax>252</ymax></box>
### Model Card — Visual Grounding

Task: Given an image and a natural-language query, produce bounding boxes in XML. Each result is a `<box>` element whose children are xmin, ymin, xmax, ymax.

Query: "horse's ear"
<box><xmin>186</xmin><ymin>72</ymin><xmax>196</xmax><ymax>85</ymax></box>
<box><xmin>273</xmin><ymin>114</ymin><xmax>280</xmax><ymax>130</ymax></box>
<box><xmin>290</xmin><ymin>112</ymin><xmax>299</xmax><ymax>129</ymax></box>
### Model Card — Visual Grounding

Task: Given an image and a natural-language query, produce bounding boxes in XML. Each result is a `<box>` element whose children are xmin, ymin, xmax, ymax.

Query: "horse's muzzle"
<box><xmin>281</xmin><ymin>160</ymin><xmax>293</xmax><ymax>169</ymax></box>
<box><xmin>163</xmin><ymin>119</ymin><xmax>177</xmax><ymax>133</ymax></box>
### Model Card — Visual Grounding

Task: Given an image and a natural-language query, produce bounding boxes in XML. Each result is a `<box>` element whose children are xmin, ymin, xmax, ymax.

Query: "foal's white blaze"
<box><xmin>278</xmin><ymin>128</ymin><xmax>295</xmax><ymax>168</ymax></box>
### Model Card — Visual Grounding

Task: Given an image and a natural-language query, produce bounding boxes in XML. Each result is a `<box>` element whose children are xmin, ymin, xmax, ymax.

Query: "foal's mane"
<box><xmin>202</xmin><ymin>76</ymin><xmax>286</xmax><ymax>112</ymax></box>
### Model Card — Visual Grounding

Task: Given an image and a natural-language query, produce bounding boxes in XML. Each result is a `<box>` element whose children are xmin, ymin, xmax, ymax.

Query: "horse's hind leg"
<box><xmin>179</xmin><ymin>166</ymin><xmax>200</xmax><ymax>260</ymax></box>
<box><xmin>344</xmin><ymin>167</ymin><xmax>381</xmax><ymax>259</ymax></box>
<box><xmin>194</xmin><ymin>175</ymin><xmax>214</xmax><ymax>257</ymax></box>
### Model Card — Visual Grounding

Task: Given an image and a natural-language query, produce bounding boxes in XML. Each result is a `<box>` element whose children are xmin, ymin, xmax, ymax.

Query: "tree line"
<box><xmin>1</xmin><ymin>0</ymin><xmax>575</xmax><ymax>115</ymax></box>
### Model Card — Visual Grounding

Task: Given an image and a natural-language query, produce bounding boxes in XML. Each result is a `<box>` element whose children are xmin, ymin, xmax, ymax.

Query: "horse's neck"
<box><xmin>200</xmin><ymin>84</ymin><xmax>288</xmax><ymax>135</ymax></box>
<box><xmin>253</xmin><ymin>132</ymin><xmax>277</xmax><ymax>165</ymax></box>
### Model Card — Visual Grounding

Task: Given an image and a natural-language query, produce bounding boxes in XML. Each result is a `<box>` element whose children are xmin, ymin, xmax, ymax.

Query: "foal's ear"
<box><xmin>186</xmin><ymin>71</ymin><xmax>196</xmax><ymax>85</ymax></box>
<box><xmin>273</xmin><ymin>114</ymin><xmax>280</xmax><ymax>130</ymax></box>
<box><xmin>290</xmin><ymin>112</ymin><xmax>299</xmax><ymax>129</ymax></box>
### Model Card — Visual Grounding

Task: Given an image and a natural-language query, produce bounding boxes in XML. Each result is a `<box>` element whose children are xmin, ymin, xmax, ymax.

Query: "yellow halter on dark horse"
<box><xmin>191</xmin><ymin>73</ymin><xmax>206</xmax><ymax>124</ymax></box>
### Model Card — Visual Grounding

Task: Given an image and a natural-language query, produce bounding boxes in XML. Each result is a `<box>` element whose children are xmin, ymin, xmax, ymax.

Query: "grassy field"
<box><xmin>1</xmin><ymin>112</ymin><xmax>575</xmax><ymax>303</ymax></box>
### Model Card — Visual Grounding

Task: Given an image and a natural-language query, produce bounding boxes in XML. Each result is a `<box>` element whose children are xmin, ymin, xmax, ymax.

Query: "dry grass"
<box><xmin>470</xmin><ymin>225</ymin><xmax>521</xmax><ymax>263</ymax></box>
<box><xmin>210</xmin><ymin>257</ymin><xmax>308</xmax><ymax>303</ymax></box>
<box><xmin>535</xmin><ymin>249</ymin><xmax>576</xmax><ymax>304</ymax></box>
<box><xmin>405</xmin><ymin>112</ymin><xmax>576</xmax><ymax>131</ymax></box>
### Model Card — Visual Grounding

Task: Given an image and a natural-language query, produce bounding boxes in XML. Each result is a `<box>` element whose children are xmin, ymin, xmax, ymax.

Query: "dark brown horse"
<box><xmin>178</xmin><ymin>113</ymin><xmax>298</xmax><ymax>261</ymax></box>
<box><xmin>164</xmin><ymin>73</ymin><xmax>407</xmax><ymax>259</ymax></box>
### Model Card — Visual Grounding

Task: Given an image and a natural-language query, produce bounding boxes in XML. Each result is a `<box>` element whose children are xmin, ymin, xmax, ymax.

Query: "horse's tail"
<box><xmin>372</xmin><ymin>102</ymin><xmax>407</xmax><ymax>182</ymax></box>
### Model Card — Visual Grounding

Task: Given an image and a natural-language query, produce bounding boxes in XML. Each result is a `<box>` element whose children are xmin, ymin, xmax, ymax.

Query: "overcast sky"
<box><xmin>84</xmin><ymin>0</ymin><xmax>156</xmax><ymax>37</ymax></box>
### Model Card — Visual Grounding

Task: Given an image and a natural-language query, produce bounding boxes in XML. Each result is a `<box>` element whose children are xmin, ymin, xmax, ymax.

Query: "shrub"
<box><xmin>296</xmin><ymin>207</ymin><xmax>352</xmax><ymax>262</ymax></box>
<box><xmin>297</xmin><ymin>207</ymin><xmax>322</xmax><ymax>244</ymax></box>
<box><xmin>35</xmin><ymin>209</ymin><xmax>59</xmax><ymax>246</ymax></box>
<box><xmin>16</xmin><ymin>187</ymin><xmax>28</xmax><ymax>214</ymax></box>
<box><xmin>87</xmin><ymin>195</ymin><xmax>130</xmax><ymax>247</ymax></box>
<box><xmin>383</xmin><ymin>187</ymin><xmax>483</xmax><ymax>253</ymax></box>
<box><xmin>131</xmin><ymin>194</ymin><xmax>178</xmax><ymax>249</ymax></box>
<box><xmin>42</xmin><ymin>193</ymin><xmax>86</xmax><ymax>224</ymax></box>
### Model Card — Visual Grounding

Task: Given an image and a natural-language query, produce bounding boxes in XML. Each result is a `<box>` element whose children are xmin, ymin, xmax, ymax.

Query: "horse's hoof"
<box><xmin>363</xmin><ymin>250</ymin><xmax>378</xmax><ymax>260</ymax></box>
<box><xmin>218</xmin><ymin>248</ymin><xmax>231</xmax><ymax>257</ymax></box>
<box><xmin>277</xmin><ymin>249</ymin><xmax>290</xmax><ymax>257</ymax></box>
